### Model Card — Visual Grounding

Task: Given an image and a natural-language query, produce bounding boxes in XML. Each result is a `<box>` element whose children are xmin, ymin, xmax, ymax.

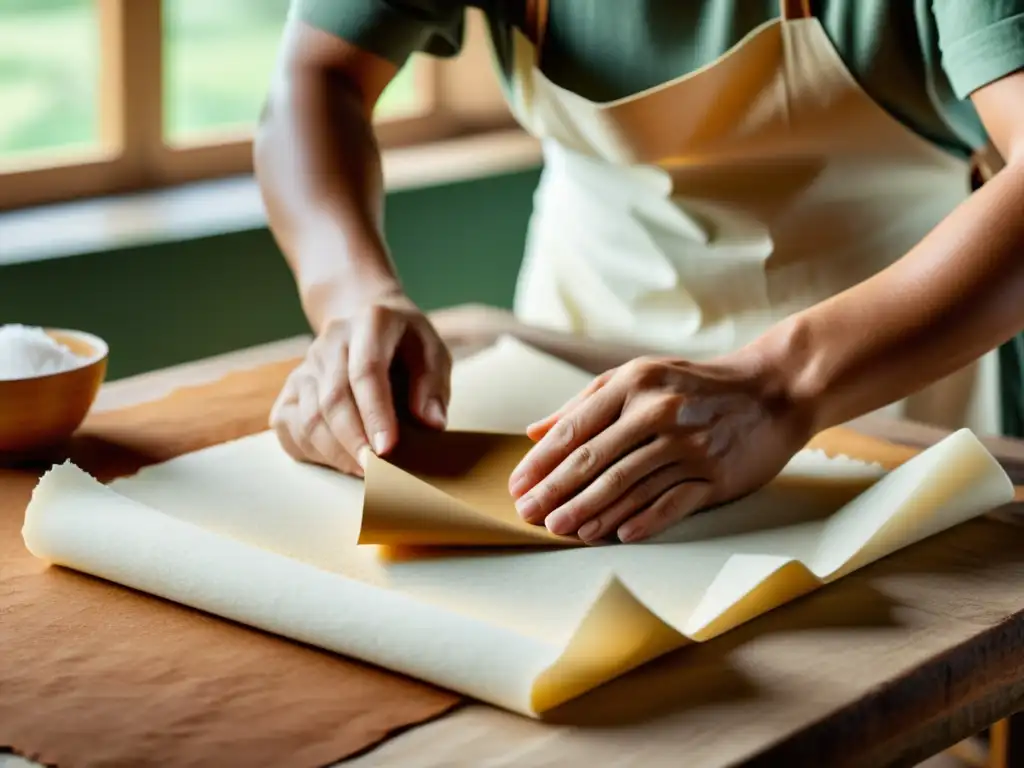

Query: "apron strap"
<box><xmin>780</xmin><ymin>0</ymin><xmax>813</xmax><ymax>19</ymax></box>
<box><xmin>523</xmin><ymin>0</ymin><xmax>550</xmax><ymax>52</ymax></box>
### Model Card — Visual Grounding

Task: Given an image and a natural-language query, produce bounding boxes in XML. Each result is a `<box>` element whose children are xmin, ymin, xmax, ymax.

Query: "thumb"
<box><xmin>402</xmin><ymin>326</ymin><xmax>452</xmax><ymax>429</ymax></box>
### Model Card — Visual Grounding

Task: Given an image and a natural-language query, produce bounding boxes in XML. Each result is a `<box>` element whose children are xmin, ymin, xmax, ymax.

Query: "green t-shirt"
<box><xmin>294</xmin><ymin>0</ymin><xmax>1024</xmax><ymax>159</ymax></box>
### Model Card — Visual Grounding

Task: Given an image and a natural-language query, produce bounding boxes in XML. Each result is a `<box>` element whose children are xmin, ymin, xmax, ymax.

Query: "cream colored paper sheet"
<box><xmin>22</xmin><ymin>338</ymin><xmax>1015</xmax><ymax>715</ymax></box>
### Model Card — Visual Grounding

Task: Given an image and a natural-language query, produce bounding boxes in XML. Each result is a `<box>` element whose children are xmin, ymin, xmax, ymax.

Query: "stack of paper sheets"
<box><xmin>22</xmin><ymin>338</ymin><xmax>1014</xmax><ymax>716</ymax></box>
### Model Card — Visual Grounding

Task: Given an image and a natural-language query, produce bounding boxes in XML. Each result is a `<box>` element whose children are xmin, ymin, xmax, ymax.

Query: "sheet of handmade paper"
<box><xmin>104</xmin><ymin>337</ymin><xmax>891</xmax><ymax>642</ymax></box>
<box><xmin>22</xmin><ymin>337</ymin><xmax>1015</xmax><ymax>715</ymax></box>
<box><xmin>106</xmin><ymin>426</ymin><xmax>1006</xmax><ymax>640</ymax></box>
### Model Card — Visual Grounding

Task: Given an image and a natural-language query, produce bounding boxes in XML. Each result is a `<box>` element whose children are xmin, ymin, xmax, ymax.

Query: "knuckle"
<box><xmin>570</xmin><ymin>443</ymin><xmax>599</xmax><ymax>473</ymax></box>
<box><xmin>320</xmin><ymin>380</ymin><xmax>351</xmax><ymax>410</ymax></box>
<box><xmin>296</xmin><ymin>402</ymin><xmax>321</xmax><ymax>436</ymax></box>
<box><xmin>280</xmin><ymin>370</ymin><xmax>304</xmax><ymax>396</ymax></box>
<box><xmin>551</xmin><ymin>418</ymin><xmax>579</xmax><ymax>449</ymax></box>
<box><xmin>654</xmin><ymin>498</ymin><xmax>686</xmax><ymax>525</ymax></box>
<box><xmin>299</xmin><ymin>411</ymin><xmax>321</xmax><ymax>437</ymax></box>
<box><xmin>624</xmin><ymin>356</ymin><xmax>663</xmax><ymax>387</ymax></box>
<box><xmin>599</xmin><ymin>467</ymin><xmax>628</xmax><ymax>497</ymax></box>
<box><xmin>638</xmin><ymin>393</ymin><xmax>682</xmax><ymax>424</ymax></box>
<box><xmin>533</xmin><ymin>480</ymin><xmax>561</xmax><ymax>507</ymax></box>
<box><xmin>324</xmin><ymin>408</ymin><xmax>358</xmax><ymax>440</ymax></box>
<box><xmin>350</xmin><ymin>357</ymin><xmax>388</xmax><ymax>383</ymax></box>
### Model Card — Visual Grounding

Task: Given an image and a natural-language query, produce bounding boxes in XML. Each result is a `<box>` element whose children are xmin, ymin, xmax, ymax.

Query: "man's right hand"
<box><xmin>270</xmin><ymin>290</ymin><xmax>452</xmax><ymax>476</ymax></box>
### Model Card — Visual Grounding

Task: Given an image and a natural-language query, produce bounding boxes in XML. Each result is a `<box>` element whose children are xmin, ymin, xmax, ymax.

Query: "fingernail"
<box><xmin>372</xmin><ymin>432</ymin><xmax>388</xmax><ymax>454</ymax></box>
<box><xmin>508</xmin><ymin>471</ymin><xmax>529</xmax><ymax>497</ymax></box>
<box><xmin>515</xmin><ymin>495</ymin><xmax>541</xmax><ymax>522</ymax></box>
<box><xmin>356</xmin><ymin>445</ymin><xmax>371</xmax><ymax>469</ymax></box>
<box><xmin>425</xmin><ymin>398</ymin><xmax>447</xmax><ymax>428</ymax></box>
<box><xmin>546</xmin><ymin>512</ymin><xmax>576</xmax><ymax>536</ymax></box>
<box><xmin>618</xmin><ymin>523</ymin><xmax>643</xmax><ymax>543</ymax></box>
<box><xmin>578</xmin><ymin>520</ymin><xmax>600</xmax><ymax>540</ymax></box>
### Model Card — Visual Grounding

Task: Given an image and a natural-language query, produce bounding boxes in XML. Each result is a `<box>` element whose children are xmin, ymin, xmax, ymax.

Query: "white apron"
<box><xmin>505</xmin><ymin>0</ymin><xmax>1001</xmax><ymax>435</ymax></box>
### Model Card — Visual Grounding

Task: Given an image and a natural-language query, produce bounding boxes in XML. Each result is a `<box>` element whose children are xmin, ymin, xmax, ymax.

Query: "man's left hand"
<box><xmin>508</xmin><ymin>354</ymin><xmax>812</xmax><ymax>543</ymax></box>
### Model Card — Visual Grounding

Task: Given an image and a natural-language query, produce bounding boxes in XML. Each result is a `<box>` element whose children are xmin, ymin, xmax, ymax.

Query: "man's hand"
<box><xmin>271</xmin><ymin>291</ymin><xmax>451</xmax><ymax>475</ymax></box>
<box><xmin>508</xmin><ymin>354</ymin><xmax>811</xmax><ymax>543</ymax></box>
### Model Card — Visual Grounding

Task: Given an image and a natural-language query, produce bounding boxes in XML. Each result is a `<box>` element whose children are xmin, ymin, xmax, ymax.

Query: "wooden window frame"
<box><xmin>0</xmin><ymin>0</ymin><xmax>515</xmax><ymax>212</ymax></box>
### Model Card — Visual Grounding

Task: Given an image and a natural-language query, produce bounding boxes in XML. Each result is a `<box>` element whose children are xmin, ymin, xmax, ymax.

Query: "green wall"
<box><xmin>0</xmin><ymin>168</ymin><xmax>541</xmax><ymax>380</ymax></box>
<box><xmin>4</xmin><ymin>163</ymin><xmax>1023</xmax><ymax>438</ymax></box>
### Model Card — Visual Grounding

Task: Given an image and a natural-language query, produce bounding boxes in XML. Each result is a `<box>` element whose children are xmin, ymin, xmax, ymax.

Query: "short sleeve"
<box><xmin>292</xmin><ymin>0</ymin><xmax>466</xmax><ymax>67</ymax></box>
<box><xmin>933</xmin><ymin>0</ymin><xmax>1024</xmax><ymax>98</ymax></box>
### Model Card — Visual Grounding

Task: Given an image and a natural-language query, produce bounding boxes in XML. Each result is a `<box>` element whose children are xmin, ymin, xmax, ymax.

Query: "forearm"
<box><xmin>254</xmin><ymin>26</ymin><xmax>400</xmax><ymax>332</ymax></box>
<box><xmin>751</xmin><ymin>159</ymin><xmax>1024</xmax><ymax>432</ymax></box>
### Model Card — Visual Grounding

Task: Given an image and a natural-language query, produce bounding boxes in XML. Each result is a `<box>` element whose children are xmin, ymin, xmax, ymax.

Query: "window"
<box><xmin>0</xmin><ymin>0</ymin><xmax>101</xmax><ymax>161</ymax></box>
<box><xmin>163</xmin><ymin>0</ymin><xmax>292</xmax><ymax>142</ymax></box>
<box><xmin>0</xmin><ymin>0</ymin><xmax>511</xmax><ymax>211</ymax></box>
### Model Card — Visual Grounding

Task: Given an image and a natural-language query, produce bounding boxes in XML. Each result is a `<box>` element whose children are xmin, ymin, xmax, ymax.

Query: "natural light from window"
<box><xmin>0</xmin><ymin>0</ymin><xmax>101</xmax><ymax>160</ymax></box>
<box><xmin>0</xmin><ymin>1</ymin><xmax>507</xmax><ymax>211</ymax></box>
<box><xmin>1</xmin><ymin>0</ymin><xmax>425</xmax><ymax>160</ymax></box>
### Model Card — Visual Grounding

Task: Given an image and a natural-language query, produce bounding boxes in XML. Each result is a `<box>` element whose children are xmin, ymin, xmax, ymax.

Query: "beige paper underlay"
<box><xmin>21</xmin><ymin>337</ymin><xmax>1016</xmax><ymax>716</ymax></box>
<box><xmin>361</xmin><ymin>430</ymin><xmax>577</xmax><ymax>548</ymax></box>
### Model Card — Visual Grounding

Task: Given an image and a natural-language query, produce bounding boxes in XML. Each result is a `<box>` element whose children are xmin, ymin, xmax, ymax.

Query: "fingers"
<box><xmin>272</xmin><ymin>395</ymin><xmax>335</xmax><ymax>469</ymax></box>
<box><xmin>525</xmin><ymin>372</ymin><xmax>611</xmax><ymax>441</ymax></box>
<box><xmin>510</xmin><ymin>378</ymin><xmax>625</xmax><ymax>499</ymax></box>
<box><xmin>270</xmin><ymin>367</ymin><xmax>363</xmax><ymax>477</ymax></box>
<box><xmin>273</xmin><ymin>296</ymin><xmax>448</xmax><ymax>472</ymax></box>
<box><xmin>542</xmin><ymin>436</ymin><xmax>677</xmax><ymax>537</ymax></box>
<box><xmin>516</xmin><ymin>416</ymin><xmax>660</xmax><ymax>530</ymax></box>
<box><xmin>403</xmin><ymin>323</ymin><xmax>452</xmax><ymax>430</ymax></box>
<box><xmin>617</xmin><ymin>481</ymin><xmax>711</xmax><ymax>543</ymax></box>
<box><xmin>348</xmin><ymin>308</ymin><xmax>408</xmax><ymax>456</ymax></box>
<box><xmin>296</xmin><ymin>376</ymin><xmax>360</xmax><ymax>472</ymax></box>
<box><xmin>272</xmin><ymin>402</ymin><xmax>305</xmax><ymax>460</ymax></box>
<box><xmin>573</xmin><ymin>462</ymin><xmax>690</xmax><ymax>543</ymax></box>
<box><xmin>318</xmin><ymin>345</ymin><xmax>371</xmax><ymax>469</ymax></box>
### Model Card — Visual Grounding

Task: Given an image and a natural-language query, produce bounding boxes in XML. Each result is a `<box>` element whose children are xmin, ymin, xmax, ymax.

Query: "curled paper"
<box><xmin>22</xmin><ymin>339</ymin><xmax>1015</xmax><ymax>715</ymax></box>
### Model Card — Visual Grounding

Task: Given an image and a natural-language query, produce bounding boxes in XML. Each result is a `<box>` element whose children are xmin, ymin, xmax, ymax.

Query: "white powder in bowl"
<box><xmin>0</xmin><ymin>324</ymin><xmax>88</xmax><ymax>381</ymax></box>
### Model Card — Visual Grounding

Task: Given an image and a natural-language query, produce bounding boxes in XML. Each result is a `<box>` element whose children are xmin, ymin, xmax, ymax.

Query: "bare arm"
<box><xmin>257</xmin><ymin>22</ymin><xmax>453</xmax><ymax>469</ymax></box>
<box><xmin>254</xmin><ymin>20</ymin><xmax>403</xmax><ymax>332</ymax></box>
<box><xmin>748</xmin><ymin>70</ymin><xmax>1024</xmax><ymax>432</ymax></box>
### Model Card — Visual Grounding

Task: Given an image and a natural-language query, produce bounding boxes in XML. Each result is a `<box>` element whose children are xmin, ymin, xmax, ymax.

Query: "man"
<box><xmin>256</xmin><ymin>0</ymin><xmax>1024</xmax><ymax>543</ymax></box>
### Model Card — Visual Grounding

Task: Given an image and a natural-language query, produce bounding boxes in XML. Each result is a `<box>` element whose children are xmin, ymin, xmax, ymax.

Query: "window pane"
<box><xmin>0</xmin><ymin>0</ymin><xmax>100</xmax><ymax>163</ymax></box>
<box><xmin>163</xmin><ymin>0</ymin><xmax>426</xmax><ymax>143</ymax></box>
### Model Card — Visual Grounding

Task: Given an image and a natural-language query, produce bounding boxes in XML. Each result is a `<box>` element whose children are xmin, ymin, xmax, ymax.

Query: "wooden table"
<box><xmin>8</xmin><ymin>337</ymin><xmax>1024</xmax><ymax>768</ymax></box>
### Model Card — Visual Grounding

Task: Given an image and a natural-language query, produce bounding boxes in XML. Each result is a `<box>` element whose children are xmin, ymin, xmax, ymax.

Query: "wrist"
<box><xmin>735</xmin><ymin>313</ymin><xmax>832</xmax><ymax>438</ymax></box>
<box><xmin>299</xmin><ymin>256</ymin><xmax>404</xmax><ymax>335</ymax></box>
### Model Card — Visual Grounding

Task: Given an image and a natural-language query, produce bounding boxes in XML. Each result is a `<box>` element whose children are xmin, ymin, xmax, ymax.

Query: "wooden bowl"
<box><xmin>0</xmin><ymin>329</ymin><xmax>108</xmax><ymax>464</ymax></box>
